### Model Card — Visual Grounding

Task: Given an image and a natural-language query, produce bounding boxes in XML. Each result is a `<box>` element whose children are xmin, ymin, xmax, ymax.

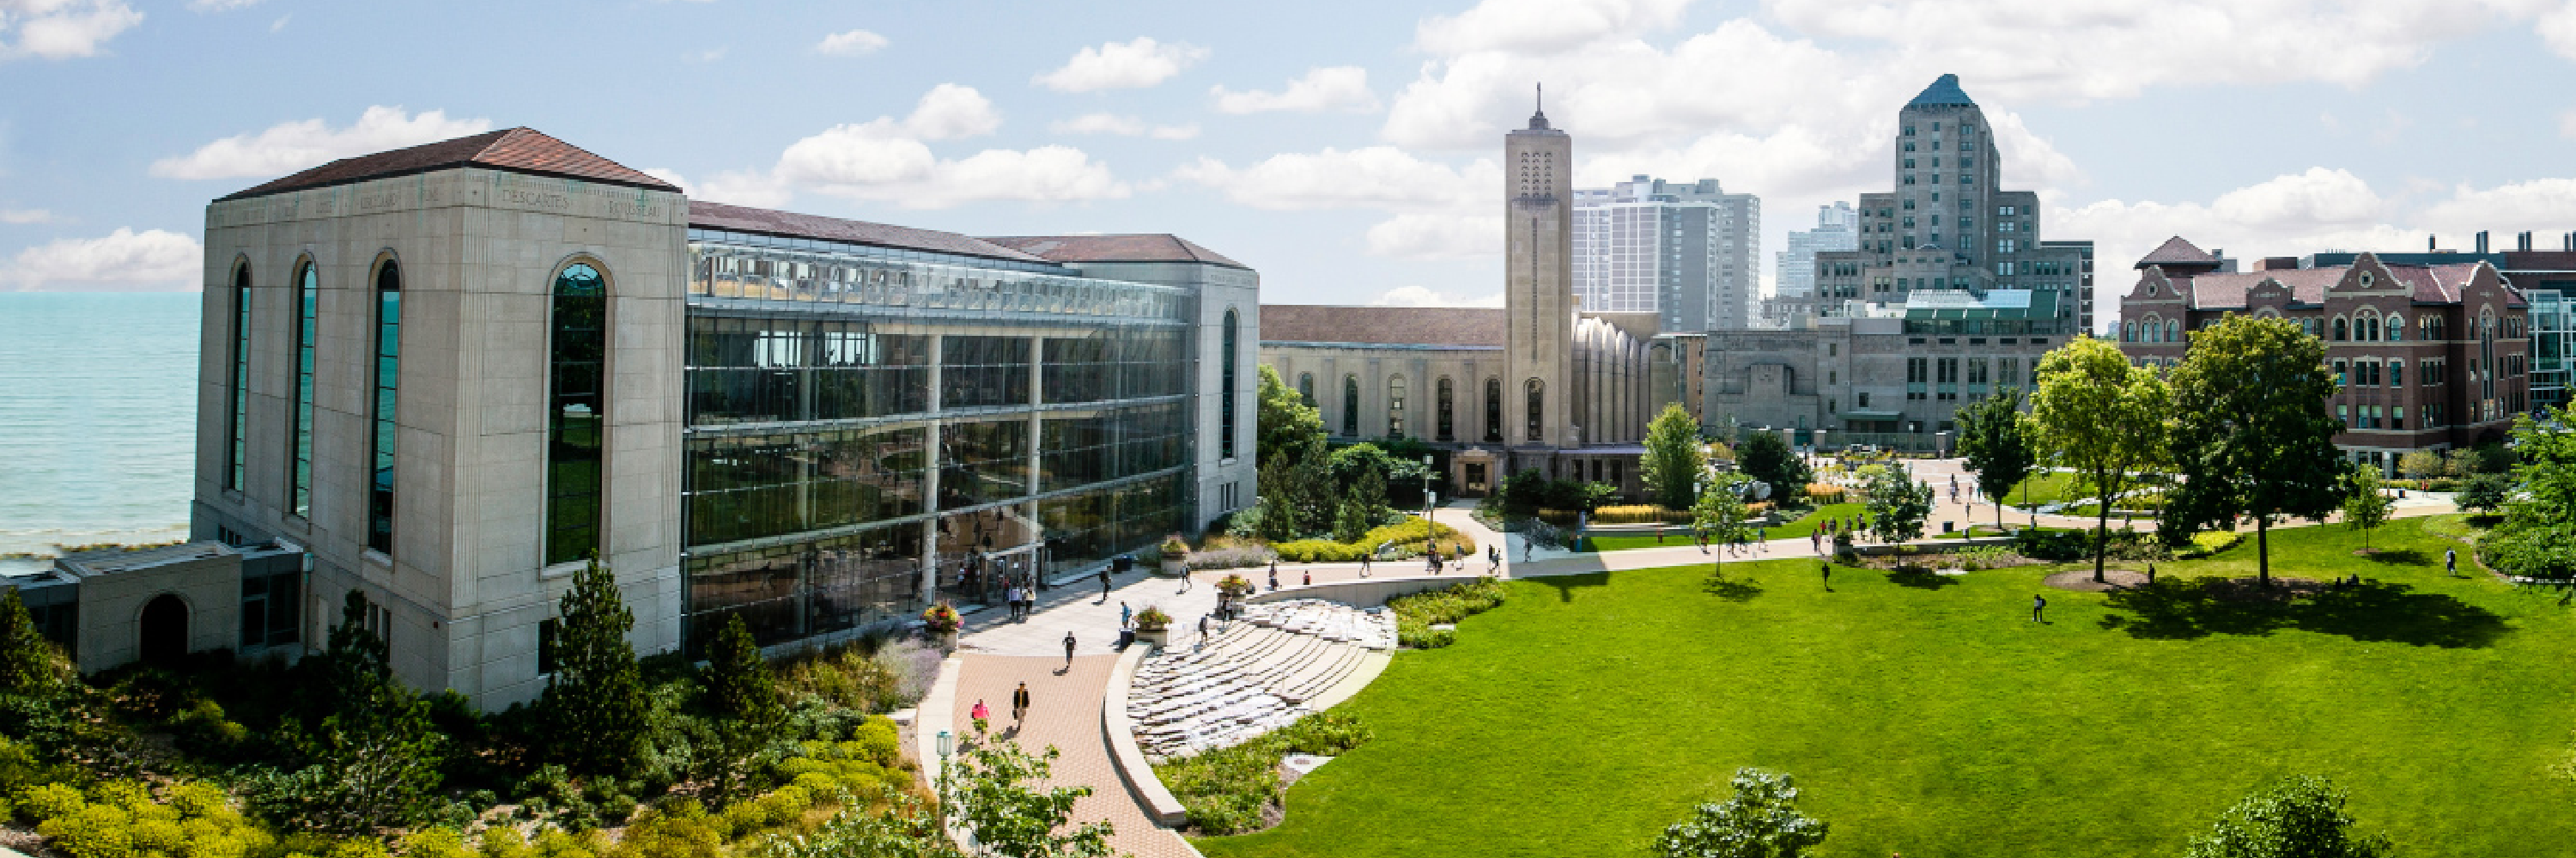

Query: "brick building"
<box><xmin>2117</xmin><ymin>236</ymin><xmax>2530</xmax><ymax>472</ymax></box>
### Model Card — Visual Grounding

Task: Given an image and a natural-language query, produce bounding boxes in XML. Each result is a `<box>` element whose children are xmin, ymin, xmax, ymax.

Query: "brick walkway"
<box><xmin>949</xmin><ymin>654</ymin><xmax>1195</xmax><ymax>858</ymax></box>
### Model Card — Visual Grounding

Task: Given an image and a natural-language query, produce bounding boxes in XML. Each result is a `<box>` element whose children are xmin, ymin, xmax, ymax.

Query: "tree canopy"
<box><xmin>2032</xmin><ymin>336</ymin><xmax>2171</xmax><ymax>583</ymax></box>
<box><xmin>2480</xmin><ymin>402</ymin><xmax>2576</xmax><ymax>581</ymax></box>
<box><xmin>0</xmin><ymin>587</ymin><xmax>64</xmax><ymax>697</ymax></box>
<box><xmin>2155</xmin><ymin>316</ymin><xmax>2342</xmax><ymax>585</ymax></box>
<box><xmin>1953</xmin><ymin>387</ymin><xmax>2035</xmax><ymax>531</ymax></box>
<box><xmin>2179</xmin><ymin>776</ymin><xmax>2391</xmax><ymax>858</ymax></box>
<box><xmin>1862</xmin><ymin>463</ymin><xmax>1935</xmax><ymax>544</ymax></box>
<box><xmin>1693</xmin><ymin>471</ymin><xmax>1757</xmax><ymax>551</ymax></box>
<box><xmin>540</xmin><ymin>557</ymin><xmax>649</xmax><ymax>776</ymax></box>
<box><xmin>1735</xmin><ymin>431</ymin><xmax>1811</xmax><ymax>503</ymax></box>
<box><xmin>1653</xmin><ymin>768</ymin><xmax>1830</xmax><ymax>858</ymax></box>
<box><xmin>2341</xmin><ymin>464</ymin><xmax>2392</xmax><ymax>552</ymax></box>
<box><xmin>1255</xmin><ymin>364</ymin><xmax>1324</xmax><ymax>472</ymax></box>
<box><xmin>702</xmin><ymin>612</ymin><xmax>786</xmax><ymax>799</ymax></box>
<box><xmin>1642</xmin><ymin>404</ymin><xmax>1709</xmax><ymax>509</ymax></box>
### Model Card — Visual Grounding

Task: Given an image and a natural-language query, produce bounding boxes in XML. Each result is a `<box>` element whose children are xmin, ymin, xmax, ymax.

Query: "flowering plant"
<box><xmin>921</xmin><ymin>601</ymin><xmax>963</xmax><ymax>633</ymax></box>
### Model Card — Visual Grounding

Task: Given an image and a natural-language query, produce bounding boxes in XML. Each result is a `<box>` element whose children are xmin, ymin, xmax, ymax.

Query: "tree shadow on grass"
<box><xmin>2362</xmin><ymin>549</ymin><xmax>2430</xmax><ymax>568</ymax></box>
<box><xmin>1703</xmin><ymin>572</ymin><xmax>1764</xmax><ymax>602</ymax></box>
<box><xmin>1531</xmin><ymin>571</ymin><xmax>1611</xmax><ymax>603</ymax></box>
<box><xmin>1885</xmin><ymin>569</ymin><xmax>1961</xmax><ymax>590</ymax></box>
<box><xmin>2097</xmin><ymin>578</ymin><xmax>2510</xmax><ymax>648</ymax></box>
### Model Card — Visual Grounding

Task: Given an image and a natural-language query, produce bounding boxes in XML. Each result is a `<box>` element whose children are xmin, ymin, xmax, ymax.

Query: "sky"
<box><xmin>4</xmin><ymin>0</ymin><xmax>2576</xmax><ymax>326</ymax></box>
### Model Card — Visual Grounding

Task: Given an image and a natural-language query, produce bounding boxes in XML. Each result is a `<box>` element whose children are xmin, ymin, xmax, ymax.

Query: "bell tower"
<box><xmin>1505</xmin><ymin>85</ymin><xmax>1575</xmax><ymax>448</ymax></box>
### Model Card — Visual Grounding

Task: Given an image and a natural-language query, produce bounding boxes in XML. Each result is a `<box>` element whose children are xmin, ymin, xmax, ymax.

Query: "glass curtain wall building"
<box><xmin>678</xmin><ymin>211</ymin><xmax>1221</xmax><ymax>652</ymax></box>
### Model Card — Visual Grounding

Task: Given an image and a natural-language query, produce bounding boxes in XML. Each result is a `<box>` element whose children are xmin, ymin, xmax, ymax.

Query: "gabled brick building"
<box><xmin>2117</xmin><ymin>236</ymin><xmax>2530</xmax><ymax>472</ymax></box>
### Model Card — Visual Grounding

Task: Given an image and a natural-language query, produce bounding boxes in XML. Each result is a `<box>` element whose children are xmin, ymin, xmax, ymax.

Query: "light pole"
<box><xmin>934</xmin><ymin>728</ymin><xmax>956</xmax><ymax>823</ymax></box>
<box><xmin>1422</xmin><ymin>454</ymin><xmax>1437</xmax><ymax>516</ymax></box>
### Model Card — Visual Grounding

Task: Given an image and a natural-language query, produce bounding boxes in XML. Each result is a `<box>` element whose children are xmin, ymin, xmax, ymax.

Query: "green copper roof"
<box><xmin>1907</xmin><ymin>74</ymin><xmax>1976</xmax><ymax>109</ymax></box>
<box><xmin>1903</xmin><ymin>289</ymin><xmax>2057</xmax><ymax>320</ymax></box>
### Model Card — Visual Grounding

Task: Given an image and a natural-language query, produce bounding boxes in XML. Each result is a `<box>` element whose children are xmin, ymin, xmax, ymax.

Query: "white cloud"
<box><xmin>683</xmin><ymin>46</ymin><xmax>726</xmax><ymax>63</ymax></box>
<box><xmin>0</xmin><ymin>208</ymin><xmax>53</xmax><ymax>223</ymax></box>
<box><xmin>2543</xmin><ymin>1</ymin><xmax>2576</xmax><ymax>60</ymax></box>
<box><xmin>1366</xmin><ymin>215</ymin><xmax>1504</xmax><ymax>260</ymax></box>
<box><xmin>0</xmin><ymin>0</ymin><xmax>144</xmax><ymax>60</ymax></box>
<box><xmin>902</xmin><ymin>83</ymin><xmax>1002</xmax><ymax>139</ymax></box>
<box><xmin>1050</xmin><ymin>113</ymin><xmax>1199</xmax><ymax>139</ymax></box>
<box><xmin>1171</xmin><ymin>147</ymin><xmax>1496</xmax><ymax>212</ymax></box>
<box><xmin>816</xmin><ymin>28</ymin><xmax>888</xmax><ymax>56</ymax></box>
<box><xmin>2561</xmin><ymin>109</ymin><xmax>2576</xmax><ymax>141</ymax></box>
<box><xmin>707</xmin><ymin>85</ymin><xmax>1126</xmax><ymax>209</ymax></box>
<box><xmin>3</xmin><ymin>228</ymin><xmax>200</xmax><ymax>291</ymax></box>
<box><xmin>1033</xmin><ymin>36</ymin><xmax>1206</xmax><ymax>92</ymax></box>
<box><xmin>2414</xmin><ymin>178</ymin><xmax>2576</xmax><ymax>236</ymax></box>
<box><xmin>1414</xmin><ymin>0</ymin><xmax>1690</xmax><ymax>56</ymax></box>
<box><xmin>149</xmin><ymin>106</ymin><xmax>493</xmax><ymax>180</ymax></box>
<box><xmin>185</xmin><ymin>0</ymin><xmax>258</xmax><ymax>9</ymax></box>
<box><xmin>699</xmin><ymin>170</ymin><xmax>793</xmax><ymax>209</ymax></box>
<box><xmin>1369</xmin><ymin>284</ymin><xmax>1505</xmax><ymax>307</ymax></box>
<box><xmin>1212</xmin><ymin>66</ymin><xmax>1380</xmax><ymax>113</ymax></box>
<box><xmin>639</xmin><ymin>168</ymin><xmax>694</xmax><ymax>197</ymax></box>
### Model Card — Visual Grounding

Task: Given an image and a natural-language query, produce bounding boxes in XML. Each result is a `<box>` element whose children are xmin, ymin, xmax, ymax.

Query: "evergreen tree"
<box><xmin>541</xmin><ymin>557</ymin><xmax>648</xmax><ymax>776</ymax></box>
<box><xmin>702</xmin><ymin>612</ymin><xmax>785</xmax><ymax>800</ymax></box>
<box><xmin>1641</xmin><ymin>404</ymin><xmax>1709</xmax><ymax>509</ymax></box>
<box><xmin>0</xmin><ymin>587</ymin><xmax>64</xmax><ymax>696</ymax></box>
<box><xmin>1953</xmin><ymin>387</ymin><xmax>2036</xmax><ymax>531</ymax></box>
<box><xmin>252</xmin><ymin>592</ymin><xmax>443</xmax><ymax>834</ymax></box>
<box><xmin>2156</xmin><ymin>316</ymin><xmax>2341</xmax><ymax>586</ymax></box>
<box><xmin>2032</xmin><ymin>337</ymin><xmax>2172</xmax><ymax>584</ymax></box>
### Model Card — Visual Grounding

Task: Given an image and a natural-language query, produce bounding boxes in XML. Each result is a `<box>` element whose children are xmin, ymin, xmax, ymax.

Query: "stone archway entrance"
<box><xmin>139</xmin><ymin>593</ymin><xmax>188</xmax><ymax>664</ymax></box>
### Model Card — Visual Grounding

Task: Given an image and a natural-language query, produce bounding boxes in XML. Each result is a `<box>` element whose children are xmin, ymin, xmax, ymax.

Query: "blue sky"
<box><xmin>4</xmin><ymin>0</ymin><xmax>2575</xmax><ymax>320</ymax></box>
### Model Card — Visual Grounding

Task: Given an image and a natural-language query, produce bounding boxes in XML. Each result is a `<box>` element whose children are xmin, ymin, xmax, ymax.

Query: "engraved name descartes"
<box><xmin>495</xmin><ymin>187</ymin><xmax>573</xmax><ymax>210</ymax></box>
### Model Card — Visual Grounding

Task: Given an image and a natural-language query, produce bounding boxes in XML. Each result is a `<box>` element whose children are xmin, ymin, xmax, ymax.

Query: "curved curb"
<box><xmin>1103</xmin><ymin>644</ymin><xmax>1190</xmax><ymax>826</ymax></box>
<box><xmin>1241</xmin><ymin>575</ymin><xmax>1475</xmax><ymax>609</ymax></box>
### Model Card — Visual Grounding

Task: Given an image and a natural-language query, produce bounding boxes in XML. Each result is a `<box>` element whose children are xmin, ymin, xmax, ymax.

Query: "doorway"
<box><xmin>139</xmin><ymin>593</ymin><xmax>188</xmax><ymax>664</ymax></box>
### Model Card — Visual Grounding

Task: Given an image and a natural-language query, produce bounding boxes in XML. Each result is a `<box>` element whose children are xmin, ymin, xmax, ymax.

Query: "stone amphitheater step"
<box><xmin>1128</xmin><ymin>598</ymin><xmax>1405</xmax><ymax>759</ymax></box>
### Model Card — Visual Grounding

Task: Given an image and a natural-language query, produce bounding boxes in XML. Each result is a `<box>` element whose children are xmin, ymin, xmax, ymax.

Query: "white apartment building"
<box><xmin>1573</xmin><ymin>176</ymin><xmax>1760</xmax><ymax>332</ymax></box>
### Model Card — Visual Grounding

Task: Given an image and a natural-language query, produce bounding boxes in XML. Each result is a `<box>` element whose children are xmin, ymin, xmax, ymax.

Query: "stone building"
<box><xmin>184</xmin><ymin>128</ymin><xmax>1255</xmax><ymax>707</ymax></box>
<box><xmin>2117</xmin><ymin>235</ymin><xmax>2530</xmax><ymax>472</ymax></box>
<box><xmin>1260</xmin><ymin>98</ymin><xmax>1669</xmax><ymax>497</ymax></box>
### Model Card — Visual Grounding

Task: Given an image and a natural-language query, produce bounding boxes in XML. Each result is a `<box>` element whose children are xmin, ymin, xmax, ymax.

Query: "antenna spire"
<box><xmin>1536</xmin><ymin>82</ymin><xmax>1543</xmax><ymax>114</ymax></box>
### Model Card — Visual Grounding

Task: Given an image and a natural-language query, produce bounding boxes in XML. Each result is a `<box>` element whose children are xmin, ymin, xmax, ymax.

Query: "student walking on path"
<box><xmin>1011</xmin><ymin>682</ymin><xmax>1031</xmax><ymax>726</ymax></box>
<box><xmin>1062</xmin><ymin>631</ymin><xmax>1078</xmax><ymax>666</ymax></box>
<box><xmin>2031</xmin><ymin>594</ymin><xmax>2047</xmax><ymax>623</ymax></box>
<box><xmin>2446</xmin><ymin>548</ymin><xmax>2458</xmax><ymax>576</ymax></box>
<box><xmin>1120</xmin><ymin>601</ymin><xmax>1132</xmax><ymax>630</ymax></box>
<box><xmin>1099</xmin><ymin>568</ymin><xmax>1113</xmax><ymax>599</ymax></box>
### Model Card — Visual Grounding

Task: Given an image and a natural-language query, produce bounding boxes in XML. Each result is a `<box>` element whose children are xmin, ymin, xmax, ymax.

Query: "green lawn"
<box><xmin>1581</xmin><ymin>503</ymin><xmax>1868</xmax><ymax>551</ymax></box>
<box><xmin>2007</xmin><ymin>470</ymin><xmax>2087</xmax><ymax>505</ymax></box>
<box><xmin>1195</xmin><ymin>516</ymin><xmax>2576</xmax><ymax>857</ymax></box>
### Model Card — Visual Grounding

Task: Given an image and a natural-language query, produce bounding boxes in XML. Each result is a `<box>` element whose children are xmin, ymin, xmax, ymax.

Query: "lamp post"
<box><xmin>934</xmin><ymin>728</ymin><xmax>956</xmax><ymax>821</ymax></box>
<box><xmin>1422</xmin><ymin>454</ymin><xmax>1437</xmax><ymax>517</ymax></box>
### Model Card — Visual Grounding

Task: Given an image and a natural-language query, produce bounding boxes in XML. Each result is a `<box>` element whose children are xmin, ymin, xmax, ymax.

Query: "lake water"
<box><xmin>0</xmin><ymin>292</ymin><xmax>201</xmax><ymax>557</ymax></box>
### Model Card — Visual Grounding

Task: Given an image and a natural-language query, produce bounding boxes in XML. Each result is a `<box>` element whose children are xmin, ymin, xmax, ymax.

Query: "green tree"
<box><xmin>1693</xmin><ymin>471</ymin><xmax>1757</xmax><ymax>563</ymax></box>
<box><xmin>701</xmin><ymin>612</ymin><xmax>786</xmax><ymax>800</ymax></box>
<box><xmin>2156</xmin><ymin>316</ymin><xmax>2343</xmax><ymax>587</ymax></box>
<box><xmin>2469</xmin><ymin>441</ymin><xmax>2516</xmax><ymax>474</ymax></box>
<box><xmin>1653</xmin><ymin>768</ymin><xmax>1829</xmax><ymax>858</ymax></box>
<box><xmin>541</xmin><ymin>557</ymin><xmax>649</xmax><ymax>776</ymax></box>
<box><xmin>2341</xmin><ymin>464</ymin><xmax>2393</xmax><ymax>552</ymax></box>
<box><xmin>763</xmin><ymin>788</ymin><xmax>963</xmax><ymax>858</ymax></box>
<box><xmin>1333</xmin><ymin>496</ymin><xmax>1374</xmax><ymax>544</ymax></box>
<box><xmin>2179</xmin><ymin>776</ymin><xmax>2391</xmax><ymax>858</ymax></box>
<box><xmin>2481</xmin><ymin>403</ymin><xmax>2576</xmax><ymax>580</ymax></box>
<box><xmin>1953</xmin><ymin>387</ymin><xmax>2036</xmax><ymax>532</ymax></box>
<box><xmin>2033</xmin><ymin>336</ymin><xmax>2172</xmax><ymax>584</ymax></box>
<box><xmin>1862</xmin><ymin>463</ymin><xmax>1935</xmax><ymax>544</ymax></box>
<box><xmin>2457</xmin><ymin>472</ymin><xmax>2512</xmax><ymax>513</ymax></box>
<box><xmin>0</xmin><ymin>587</ymin><xmax>64</xmax><ymax>696</ymax></box>
<box><xmin>1255</xmin><ymin>364</ymin><xmax>1324</xmax><ymax>472</ymax></box>
<box><xmin>252</xmin><ymin>593</ymin><xmax>443</xmax><ymax>833</ymax></box>
<box><xmin>1735</xmin><ymin>431</ymin><xmax>1811</xmax><ymax>502</ymax></box>
<box><xmin>2397</xmin><ymin>449</ymin><xmax>2445</xmax><ymax>481</ymax></box>
<box><xmin>1642</xmin><ymin>404</ymin><xmax>1709</xmax><ymax>509</ymax></box>
<box><xmin>945</xmin><ymin>729</ymin><xmax>1115</xmax><ymax>858</ymax></box>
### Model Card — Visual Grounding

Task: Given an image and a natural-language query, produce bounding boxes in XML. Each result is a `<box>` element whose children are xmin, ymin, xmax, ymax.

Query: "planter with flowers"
<box><xmin>1158</xmin><ymin>535</ymin><xmax>1192</xmax><ymax>577</ymax></box>
<box><xmin>922</xmin><ymin>601</ymin><xmax>963</xmax><ymax>654</ymax></box>
<box><xmin>1133</xmin><ymin>605</ymin><xmax>1175</xmax><ymax>648</ymax></box>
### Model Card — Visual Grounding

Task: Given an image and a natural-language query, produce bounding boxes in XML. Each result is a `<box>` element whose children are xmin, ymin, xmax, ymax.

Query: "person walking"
<box><xmin>1303</xmin><ymin>569</ymin><xmax>1312</xmax><ymax>586</ymax></box>
<box><xmin>2031</xmin><ymin>594</ymin><xmax>2047</xmax><ymax>623</ymax></box>
<box><xmin>2446</xmin><ymin>548</ymin><xmax>2458</xmax><ymax>576</ymax></box>
<box><xmin>1099</xmin><ymin>567</ymin><xmax>1114</xmax><ymax>599</ymax></box>
<box><xmin>1197</xmin><ymin>612</ymin><xmax>1211</xmax><ymax>642</ymax></box>
<box><xmin>1011</xmin><ymin>682</ymin><xmax>1031</xmax><ymax>726</ymax></box>
<box><xmin>1820</xmin><ymin>560</ymin><xmax>1832</xmax><ymax>589</ymax></box>
<box><xmin>1120</xmin><ymin>600</ymin><xmax>1132</xmax><ymax>630</ymax></box>
<box><xmin>1063</xmin><ymin>631</ymin><xmax>1078</xmax><ymax>666</ymax></box>
<box><xmin>971</xmin><ymin>698</ymin><xmax>991</xmax><ymax>732</ymax></box>
<box><xmin>1359</xmin><ymin>552</ymin><xmax>1372</xmax><ymax>576</ymax></box>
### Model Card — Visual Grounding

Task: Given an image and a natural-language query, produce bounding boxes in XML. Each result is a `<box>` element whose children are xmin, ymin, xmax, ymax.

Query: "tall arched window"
<box><xmin>546</xmin><ymin>263</ymin><xmax>609</xmax><ymax>566</ymax></box>
<box><xmin>2333</xmin><ymin>318</ymin><xmax>2348</xmax><ymax>341</ymax></box>
<box><xmin>225</xmin><ymin>263</ymin><xmax>252</xmax><ymax>492</ymax></box>
<box><xmin>2387</xmin><ymin>315</ymin><xmax>2404</xmax><ymax>342</ymax></box>
<box><xmin>1525</xmin><ymin>379</ymin><xmax>1545</xmax><ymax>442</ymax></box>
<box><xmin>1484</xmin><ymin>378</ymin><xmax>1503</xmax><ymax>442</ymax></box>
<box><xmin>1340</xmin><ymin>374</ymin><xmax>1359</xmax><ymax>437</ymax></box>
<box><xmin>1387</xmin><ymin>375</ymin><xmax>1406</xmax><ymax>438</ymax></box>
<box><xmin>288</xmin><ymin>261</ymin><xmax>319</xmax><ymax>519</ymax></box>
<box><xmin>2364</xmin><ymin>315</ymin><xmax>2379</xmax><ymax>341</ymax></box>
<box><xmin>1218</xmin><ymin>310</ymin><xmax>1238</xmax><ymax>459</ymax></box>
<box><xmin>2123</xmin><ymin>322</ymin><xmax>2134</xmax><ymax>342</ymax></box>
<box><xmin>368</xmin><ymin>260</ymin><xmax>403</xmax><ymax>555</ymax></box>
<box><xmin>1437</xmin><ymin>378</ymin><xmax>1455</xmax><ymax>441</ymax></box>
<box><xmin>2166</xmin><ymin>320</ymin><xmax>2178</xmax><ymax>343</ymax></box>
<box><xmin>1297</xmin><ymin>372</ymin><xmax>1315</xmax><ymax>406</ymax></box>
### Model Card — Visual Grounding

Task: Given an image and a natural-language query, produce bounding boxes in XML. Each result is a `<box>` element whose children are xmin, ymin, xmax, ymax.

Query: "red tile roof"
<box><xmin>688</xmin><ymin>201</ymin><xmax>1048</xmax><ymax>263</ymax></box>
<box><xmin>981</xmin><ymin>234</ymin><xmax>1248</xmax><ymax>269</ymax></box>
<box><xmin>2180</xmin><ymin>269</ymin><xmax>2340</xmax><ymax>308</ymax></box>
<box><xmin>1260</xmin><ymin>305</ymin><xmax>1505</xmax><ymax>347</ymax></box>
<box><xmin>218</xmin><ymin>127</ymin><xmax>678</xmax><ymax>201</ymax></box>
<box><xmin>2136</xmin><ymin>235</ymin><xmax>2219</xmax><ymax>269</ymax></box>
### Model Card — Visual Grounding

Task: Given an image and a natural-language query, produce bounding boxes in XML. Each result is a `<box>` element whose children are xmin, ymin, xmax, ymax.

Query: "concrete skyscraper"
<box><xmin>1574</xmin><ymin>176</ymin><xmax>1760</xmax><ymax>332</ymax></box>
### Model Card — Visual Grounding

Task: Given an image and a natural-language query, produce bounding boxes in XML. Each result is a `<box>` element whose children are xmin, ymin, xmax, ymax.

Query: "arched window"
<box><xmin>1525</xmin><ymin>379</ymin><xmax>1545</xmax><ymax>442</ymax></box>
<box><xmin>546</xmin><ymin>262</ymin><xmax>609</xmax><ymax>566</ymax></box>
<box><xmin>368</xmin><ymin>259</ymin><xmax>402</xmax><ymax>555</ymax></box>
<box><xmin>2364</xmin><ymin>315</ymin><xmax>2379</xmax><ymax>341</ymax></box>
<box><xmin>1484</xmin><ymin>378</ymin><xmax>1503</xmax><ymax>442</ymax></box>
<box><xmin>1297</xmin><ymin>372</ymin><xmax>1315</xmax><ymax>406</ymax></box>
<box><xmin>289</xmin><ymin>260</ymin><xmax>319</xmax><ymax>519</ymax></box>
<box><xmin>225</xmin><ymin>262</ymin><xmax>252</xmax><ymax>492</ymax></box>
<box><xmin>1340</xmin><ymin>374</ymin><xmax>1360</xmax><ymax>436</ymax></box>
<box><xmin>1436</xmin><ymin>378</ymin><xmax>1455</xmax><ymax>441</ymax></box>
<box><xmin>2387</xmin><ymin>315</ymin><xmax>2403</xmax><ymax>341</ymax></box>
<box><xmin>1218</xmin><ymin>310</ymin><xmax>1238</xmax><ymax>459</ymax></box>
<box><xmin>1387</xmin><ymin>375</ymin><xmax>1406</xmax><ymax>438</ymax></box>
<box><xmin>2166</xmin><ymin>320</ymin><xmax>2179</xmax><ymax>343</ymax></box>
<box><xmin>2123</xmin><ymin>322</ymin><xmax>2135</xmax><ymax>342</ymax></box>
<box><xmin>2332</xmin><ymin>318</ymin><xmax>2348</xmax><ymax>341</ymax></box>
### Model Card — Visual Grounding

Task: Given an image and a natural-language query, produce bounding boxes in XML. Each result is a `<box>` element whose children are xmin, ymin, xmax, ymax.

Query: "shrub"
<box><xmin>19</xmin><ymin>781</ymin><xmax>86</xmax><ymax>822</ymax></box>
<box><xmin>1949</xmin><ymin>546</ymin><xmax>2030</xmax><ymax>571</ymax></box>
<box><xmin>1183</xmin><ymin>538</ymin><xmax>1278</xmax><ymax>571</ymax></box>
<box><xmin>1272</xmin><ymin>518</ymin><xmax>1477</xmax><ymax>563</ymax></box>
<box><xmin>919</xmin><ymin>603</ymin><xmax>962</xmax><ymax>635</ymax></box>
<box><xmin>1591</xmin><ymin>505</ymin><xmax>1694</xmax><ymax>525</ymax></box>
<box><xmin>1387</xmin><ymin>577</ymin><xmax>1509</xmax><ymax>648</ymax></box>
<box><xmin>1804</xmin><ymin>484</ymin><xmax>1847</xmax><ymax>505</ymax></box>
<box><xmin>1156</xmin><ymin>712</ymin><xmax>1371</xmax><ymax>835</ymax></box>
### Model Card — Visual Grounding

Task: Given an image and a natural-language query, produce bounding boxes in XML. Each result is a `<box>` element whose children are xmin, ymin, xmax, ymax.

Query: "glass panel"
<box><xmin>226</xmin><ymin>265</ymin><xmax>252</xmax><ymax>491</ymax></box>
<box><xmin>685</xmin><ymin>426</ymin><xmax>928</xmax><ymax>547</ymax></box>
<box><xmin>368</xmin><ymin>262</ymin><xmax>402</xmax><ymax>555</ymax></box>
<box><xmin>289</xmin><ymin>263</ymin><xmax>319</xmax><ymax>517</ymax></box>
<box><xmin>547</xmin><ymin>263</ymin><xmax>608</xmax><ymax>565</ymax></box>
<box><xmin>685</xmin><ymin>523</ymin><xmax>924</xmax><ymax>654</ymax></box>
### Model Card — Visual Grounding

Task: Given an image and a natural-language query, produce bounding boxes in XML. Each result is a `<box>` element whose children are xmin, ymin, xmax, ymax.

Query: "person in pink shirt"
<box><xmin>970</xmin><ymin>699</ymin><xmax>991</xmax><ymax>733</ymax></box>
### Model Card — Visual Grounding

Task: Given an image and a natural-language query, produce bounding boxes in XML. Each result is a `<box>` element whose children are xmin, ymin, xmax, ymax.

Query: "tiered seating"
<box><xmin>1127</xmin><ymin>600</ymin><xmax>1396</xmax><ymax>759</ymax></box>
